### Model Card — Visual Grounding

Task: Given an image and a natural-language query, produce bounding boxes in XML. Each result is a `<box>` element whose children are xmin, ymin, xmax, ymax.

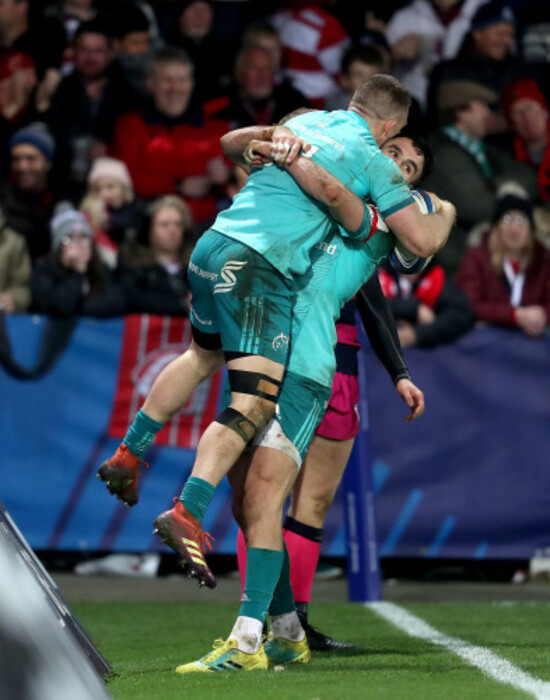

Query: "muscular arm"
<box><xmin>220</xmin><ymin>126</ymin><xmax>275</xmax><ymax>171</ymax></box>
<box><xmin>385</xmin><ymin>200</ymin><xmax>455</xmax><ymax>258</ymax></box>
<box><xmin>285</xmin><ymin>155</ymin><xmax>368</xmax><ymax>234</ymax></box>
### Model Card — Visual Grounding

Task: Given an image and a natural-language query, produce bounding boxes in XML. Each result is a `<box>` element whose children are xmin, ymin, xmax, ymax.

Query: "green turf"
<box><xmin>74</xmin><ymin>601</ymin><xmax>550</xmax><ymax>700</ymax></box>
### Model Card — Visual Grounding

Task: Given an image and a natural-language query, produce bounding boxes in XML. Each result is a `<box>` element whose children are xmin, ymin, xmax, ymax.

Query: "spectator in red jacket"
<box><xmin>111</xmin><ymin>46</ymin><xmax>230</xmax><ymax>227</ymax></box>
<box><xmin>379</xmin><ymin>259</ymin><xmax>475</xmax><ymax>348</ymax></box>
<box><xmin>456</xmin><ymin>184</ymin><xmax>550</xmax><ymax>337</ymax></box>
<box><xmin>502</xmin><ymin>78</ymin><xmax>550</xmax><ymax>204</ymax></box>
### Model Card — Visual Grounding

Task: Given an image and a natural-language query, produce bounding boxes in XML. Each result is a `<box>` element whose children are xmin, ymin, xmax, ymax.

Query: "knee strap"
<box><xmin>228</xmin><ymin>369</ymin><xmax>281</xmax><ymax>403</ymax></box>
<box><xmin>216</xmin><ymin>407</ymin><xmax>260</xmax><ymax>444</ymax></box>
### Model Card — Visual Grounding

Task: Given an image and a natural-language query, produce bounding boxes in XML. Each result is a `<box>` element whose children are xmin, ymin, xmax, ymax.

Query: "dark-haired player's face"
<box><xmin>382</xmin><ymin>137</ymin><xmax>425</xmax><ymax>184</ymax></box>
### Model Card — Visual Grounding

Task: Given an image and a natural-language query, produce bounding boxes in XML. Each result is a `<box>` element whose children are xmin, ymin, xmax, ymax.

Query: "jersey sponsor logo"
<box><xmin>191</xmin><ymin>307</ymin><xmax>212</xmax><ymax>326</ymax></box>
<box><xmin>213</xmin><ymin>260</ymin><xmax>248</xmax><ymax>294</ymax></box>
<box><xmin>272</xmin><ymin>332</ymin><xmax>289</xmax><ymax>351</ymax></box>
<box><xmin>189</xmin><ymin>260</ymin><xmax>218</xmax><ymax>281</ymax></box>
<box><xmin>294</xmin><ymin>124</ymin><xmax>345</xmax><ymax>151</ymax></box>
<box><xmin>315</xmin><ymin>240</ymin><xmax>338</xmax><ymax>255</ymax></box>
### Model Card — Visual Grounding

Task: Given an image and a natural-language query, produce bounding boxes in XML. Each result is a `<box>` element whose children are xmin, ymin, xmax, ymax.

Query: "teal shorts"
<box><xmin>259</xmin><ymin>370</ymin><xmax>331</xmax><ymax>465</ymax></box>
<box><xmin>189</xmin><ymin>229</ymin><xmax>294</xmax><ymax>364</ymax></box>
<box><xmin>222</xmin><ymin>369</ymin><xmax>331</xmax><ymax>466</ymax></box>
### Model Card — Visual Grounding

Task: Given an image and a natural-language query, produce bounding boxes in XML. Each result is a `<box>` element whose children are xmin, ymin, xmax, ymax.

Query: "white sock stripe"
<box><xmin>368</xmin><ymin>602</ymin><xmax>550</xmax><ymax>700</ymax></box>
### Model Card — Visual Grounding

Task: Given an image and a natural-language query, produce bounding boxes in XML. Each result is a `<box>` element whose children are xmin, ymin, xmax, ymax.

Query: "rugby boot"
<box><xmin>97</xmin><ymin>444</ymin><xmax>146</xmax><ymax>507</ymax></box>
<box><xmin>153</xmin><ymin>499</ymin><xmax>216</xmax><ymax>588</ymax></box>
<box><xmin>175</xmin><ymin>638</ymin><xmax>268</xmax><ymax>673</ymax></box>
<box><xmin>297</xmin><ymin>606</ymin><xmax>357</xmax><ymax>652</ymax></box>
<box><xmin>264</xmin><ymin>633</ymin><xmax>311</xmax><ymax>665</ymax></box>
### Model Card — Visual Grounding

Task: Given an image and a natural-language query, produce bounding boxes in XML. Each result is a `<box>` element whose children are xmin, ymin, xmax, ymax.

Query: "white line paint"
<box><xmin>368</xmin><ymin>601</ymin><xmax>550</xmax><ymax>700</ymax></box>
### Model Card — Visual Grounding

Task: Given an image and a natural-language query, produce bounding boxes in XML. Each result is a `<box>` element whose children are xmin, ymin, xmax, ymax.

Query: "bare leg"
<box><xmin>189</xmin><ymin>355</ymin><xmax>285</xmax><ymax>488</ymax></box>
<box><xmin>289</xmin><ymin>435</ymin><xmax>354</xmax><ymax>527</ymax></box>
<box><xmin>143</xmin><ymin>339</ymin><xmax>224</xmax><ymax>423</ymax></box>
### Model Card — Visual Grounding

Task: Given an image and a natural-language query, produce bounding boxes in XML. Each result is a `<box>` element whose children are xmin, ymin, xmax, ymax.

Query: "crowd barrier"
<box><xmin>1</xmin><ymin>314</ymin><xmax>548</xmax><ymax>560</ymax></box>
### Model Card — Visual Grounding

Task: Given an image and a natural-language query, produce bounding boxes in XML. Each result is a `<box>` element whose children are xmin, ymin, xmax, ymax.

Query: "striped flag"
<box><xmin>108</xmin><ymin>315</ymin><xmax>222</xmax><ymax>448</ymax></box>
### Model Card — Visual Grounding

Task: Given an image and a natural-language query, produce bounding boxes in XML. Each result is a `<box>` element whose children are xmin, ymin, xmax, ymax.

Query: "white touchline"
<box><xmin>368</xmin><ymin>601</ymin><xmax>550</xmax><ymax>700</ymax></box>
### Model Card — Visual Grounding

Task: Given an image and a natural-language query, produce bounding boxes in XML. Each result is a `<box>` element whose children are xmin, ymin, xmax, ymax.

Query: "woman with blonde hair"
<box><xmin>118</xmin><ymin>195</ymin><xmax>194</xmax><ymax>316</ymax></box>
<box><xmin>456</xmin><ymin>184</ymin><xmax>550</xmax><ymax>337</ymax></box>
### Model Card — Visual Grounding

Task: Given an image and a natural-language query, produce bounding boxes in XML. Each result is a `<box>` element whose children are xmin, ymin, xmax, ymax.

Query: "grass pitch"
<box><xmin>74</xmin><ymin>599</ymin><xmax>550</xmax><ymax>700</ymax></box>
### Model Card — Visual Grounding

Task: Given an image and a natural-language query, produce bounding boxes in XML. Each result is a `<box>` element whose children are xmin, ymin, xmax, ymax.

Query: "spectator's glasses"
<box><xmin>501</xmin><ymin>214</ymin><xmax>529</xmax><ymax>225</ymax></box>
<box><xmin>61</xmin><ymin>233</ymin><xmax>91</xmax><ymax>246</ymax></box>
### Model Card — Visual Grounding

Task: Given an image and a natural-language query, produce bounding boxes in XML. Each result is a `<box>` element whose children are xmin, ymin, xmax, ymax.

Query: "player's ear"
<box><xmin>383</xmin><ymin>119</ymin><xmax>398</xmax><ymax>140</ymax></box>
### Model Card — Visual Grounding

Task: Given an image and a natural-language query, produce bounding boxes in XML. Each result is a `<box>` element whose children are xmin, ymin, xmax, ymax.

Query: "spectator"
<box><xmin>46</xmin><ymin>19</ymin><xmax>137</xmax><ymax>198</ymax></box>
<box><xmin>273</xmin><ymin>1</ymin><xmax>349</xmax><ymax>108</ymax></box>
<box><xmin>502</xmin><ymin>78</ymin><xmax>550</xmax><ymax>204</ymax></box>
<box><xmin>0</xmin><ymin>206</ymin><xmax>31</xmax><ymax>313</ymax></box>
<box><xmin>427</xmin><ymin>1</ymin><xmax>528</xmax><ymax>134</ymax></box>
<box><xmin>164</xmin><ymin>0</ymin><xmax>229</xmax><ymax>104</ymax></box>
<box><xmin>241</xmin><ymin>20</ymin><xmax>283</xmax><ymax>80</ymax></box>
<box><xmin>111</xmin><ymin>47</ymin><xmax>230</xmax><ymax>226</ymax></box>
<box><xmin>30</xmin><ymin>202</ymin><xmax>126</xmax><ymax>318</ymax></box>
<box><xmin>0</xmin><ymin>48</ymin><xmax>37</xmax><ymax>151</ymax></box>
<box><xmin>386</xmin><ymin>0</ymin><xmax>485</xmax><ymax>109</ymax></box>
<box><xmin>0</xmin><ymin>0</ymin><xmax>66</xmax><ymax>117</ymax></box>
<box><xmin>325</xmin><ymin>44</ymin><xmax>386</xmax><ymax>111</ymax></box>
<box><xmin>456</xmin><ymin>184</ymin><xmax>550</xmax><ymax>337</ymax></box>
<box><xmin>1</xmin><ymin>122</ymin><xmax>57</xmax><ymax>262</ymax></box>
<box><xmin>80</xmin><ymin>156</ymin><xmax>143</xmax><ymax>268</ymax></box>
<box><xmin>111</xmin><ymin>2</ymin><xmax>154</xmax><ymax>103</ymax></box>
<box><xmin>118</xmin><ymin>196</ymin><xmax>192</xmax><ymax>317</ymax></box>
<box><xmin>204</xmin><ymin>45</ymin><xmax>309</xmax><ymax>128</ymax></box>
<box><xmin>378</xmin><ymin>259</ymin><xmax>475</xmax><ymax>348</ymax></box>
<box><xmin>421</xmin><ymin>80</ymin><xmax>538</xmax><ymax>276</ymax></box>
<box><xmin>43</xmin><ymin>0</ymin><xmax>97</xmax><ymax>77</ymax></box>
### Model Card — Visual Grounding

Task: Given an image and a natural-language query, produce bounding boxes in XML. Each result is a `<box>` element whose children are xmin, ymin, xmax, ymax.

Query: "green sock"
<box><xmin>239</xmin><ymin>548</ymin><xmax>284</xmax><ymax>622</ymax></box>
<box><xmin>123</xmin><ymin>409</ymin><xmax>164</xmax><ymax>459</ymax></box>
<box><xmin>180</xmin><ymin>476</ymin><xmax>215</xmax><ymax>522</ymax></box>
<box><xmin>268</xmin><ymin>543</ymin><xmax>296</xmax><ymax>617</ymax></box>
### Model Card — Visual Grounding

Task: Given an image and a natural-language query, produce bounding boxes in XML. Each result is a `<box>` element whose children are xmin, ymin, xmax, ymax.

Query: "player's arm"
<box><xmin>220</xmin><ymin>125</ymin><xmax>309</xmax><ymax>171</ymax></box>
<box><xmin>385</xmin><ymin>198</ymin><xmax>455</xmax><ymax>259</ymax></box>
<box><xmin>284</xmin><ymin>153</ymin><xmax>369</xmax><ymax>235</ymax></box>
<box><xmin>220</xmin><ymin>126</ymin><xmax>275</xmax><ymax>171</ymax></box>
<box><xmin>357</xmin><ymin>276</ymin><xmax>424</xmax><ymax>421</ymax></box>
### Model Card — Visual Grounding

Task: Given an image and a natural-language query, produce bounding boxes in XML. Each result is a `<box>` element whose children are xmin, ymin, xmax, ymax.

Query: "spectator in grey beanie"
<box><xmin>30</xmin><ymin>202</ymin><xmax>126</xmax><ymax>318</ymax></box>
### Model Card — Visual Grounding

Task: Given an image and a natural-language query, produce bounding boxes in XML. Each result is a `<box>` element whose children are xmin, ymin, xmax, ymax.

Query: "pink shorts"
<box><xmin>314</xmin><ymin>371</ymin><xmax>360</xmax><ymax>441</ymax></box>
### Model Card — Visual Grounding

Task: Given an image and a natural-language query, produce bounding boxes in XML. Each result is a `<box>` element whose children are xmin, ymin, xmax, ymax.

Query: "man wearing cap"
<box><xmin>503</xmin><ymin>78</ymin><xmax>550</xmax><ymax>204</ymax></box>
<box><xmin>427</xmin><ymin>0</ymin><xmax>528</xmax><ymax>131</ymax></box>
<box><xmin>421</xmin><ymin>79</ymin><xmax>538</xmax><ymax>276</ymax></box>
<box><xmin>1</xmin><ymin>122</ymin><xmax>58</xmax><ymax>262</ymax></box>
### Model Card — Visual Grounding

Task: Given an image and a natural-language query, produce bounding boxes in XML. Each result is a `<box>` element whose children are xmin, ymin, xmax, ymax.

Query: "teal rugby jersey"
<box><xmin>212</xmin><ymin>109</ymin><xmax>413</xmax><ymax>279</ymax></box>
<box><xmin>288</xmin><ymin>225</ymin><xmax>395</xmax><ymax>388</ymax></box>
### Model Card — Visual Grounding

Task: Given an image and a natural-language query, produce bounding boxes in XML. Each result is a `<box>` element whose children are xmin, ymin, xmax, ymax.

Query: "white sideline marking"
<box><xmin>368</xmin><ymin>601</ymin><xmax>550</xmax><ymax>700</ymax></box>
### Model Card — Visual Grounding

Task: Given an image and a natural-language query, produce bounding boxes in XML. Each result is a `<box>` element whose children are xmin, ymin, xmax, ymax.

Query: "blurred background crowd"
<box><xmin>0</xmin><ymin>0</ymin><xmax>549</xmax><ymax>346</ymax></box>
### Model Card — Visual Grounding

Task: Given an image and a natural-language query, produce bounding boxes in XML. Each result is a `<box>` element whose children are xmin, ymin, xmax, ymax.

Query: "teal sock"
<box><xmin>239</xmin><ymin>548</ymin><xmax>284</xmax><ymax>622</ymax></box>
<box><xmin>123</xmin><ymin>409</ymin><xmax>164</xmax><ymax>459</ymax></box>
<box><xmin>180</xmin><ymin>476</ymin><xmax>215</xmax><ymax>523</ymax></box>
<box><xmin>268</xmin><ymin>543</ymin><xmax>296</xmax><ymax>617</ymax></box>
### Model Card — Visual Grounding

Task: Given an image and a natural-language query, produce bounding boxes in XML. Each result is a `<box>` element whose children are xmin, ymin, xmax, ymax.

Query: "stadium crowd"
<box><xmin>0</xmin><ymin>0</ymin><xmax>549</xmax><ymax>339</ymax></box>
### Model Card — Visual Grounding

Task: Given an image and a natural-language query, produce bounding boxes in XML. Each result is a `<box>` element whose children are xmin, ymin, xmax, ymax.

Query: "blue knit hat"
<box><xmin>10</xmin><ymin>122</ymin><xmax>56</xmax><ymax>162</ymax></box>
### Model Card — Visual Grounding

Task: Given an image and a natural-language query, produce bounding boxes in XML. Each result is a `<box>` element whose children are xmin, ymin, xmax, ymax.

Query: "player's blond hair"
<box><xmin>350</xmin><ymin>74</ymin><xmax>411</xmax><ymax>123</ymax></box>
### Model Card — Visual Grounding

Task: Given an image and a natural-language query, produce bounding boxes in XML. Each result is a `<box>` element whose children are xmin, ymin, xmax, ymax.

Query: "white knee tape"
<box><xmin>253</xmin><ymin>419</ymin><xmax>302</xmax><ymax>469</ymax></box>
